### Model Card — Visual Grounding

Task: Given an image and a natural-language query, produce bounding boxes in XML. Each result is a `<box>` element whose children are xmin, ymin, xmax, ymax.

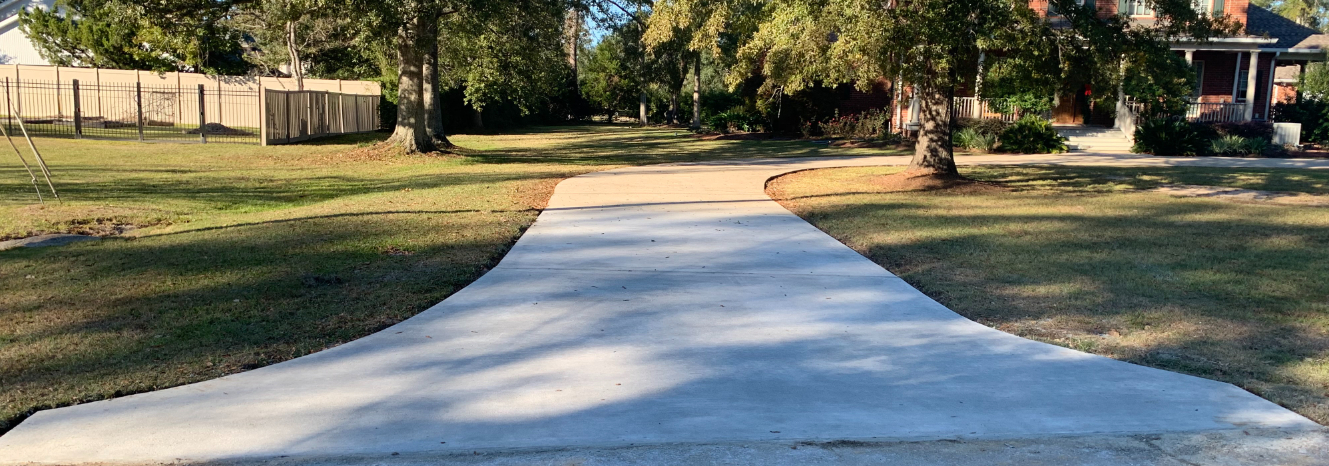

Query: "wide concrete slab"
<box><xmin>2</xmin><ymin>153</ymin><xmax>1327</xmax><ymax>464</ymax></box>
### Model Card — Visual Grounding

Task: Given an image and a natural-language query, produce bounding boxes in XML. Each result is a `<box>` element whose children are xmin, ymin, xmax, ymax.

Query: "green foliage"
<box><xmin>20</xmin><ymin>0</ymin><xmax>248</xmax><ymax>73</ymax></box>
<box><xmin>647</xmin><ymin>0</ymin><xmax>1240</xmax><ymax>167</ymax></box>
<box><xmin>1274</xmin><ymin>98</ymin><xmax>1329</xmax><ymax>143</ymax></box>
<box><xmin>438</xmin><ymin>0</ymin><xmax>570</xmax><ymax>115</ymax></box>
<box><xmin>1123</xmin><ymin>51</ymin><xmax>1197</xmax><ymax>117</ymax></box>
<box><xmin>956</xmin><ymin>117</ymin><xmax>1011</xmax><ymax>137</ymax></box>
<box><xmin>1210</xmin><ymin>134</ymin><xmax>1250</xmax><ymax>156</ymax></box>
<box><xmin>953</xmin><ymin>127</ymin><xmax>998</xmax><ymax>153</ymax></box>
<box><xmin>814</xmin><ymin>109</ymin><xmax>889</xmax><ymax>139</ymax></box>
<box><xmin>1210</xmin><ymin>134</ymin><xmax>1283</xmax><ymax>157</ymax></box>
<box><xmin>1208</xmin><ymin>121</ymin><xmax>1275</xmax><ymax>140</ymax></box>
<box><xmin>706</xmin><ymin>110</ymin><xmax>765</xmax><ymax>133</ymax></box>
<box><xmin>985</xmin><ymin>94</ymin><xmax>1054</xmax><ymax>115</ymax></box>
<box><xmin>998</xmin><ymin>116</ymin><xmax>1067</xmax><ymax>154</ymax></box>
<box><xmin>581</xmin><ymin>33</ymin><xmax>643</xmax><ymax>117</ymax></box>
<box><xmin>1132</xmin><ymin>117</ymin><xmax>1212</xmax><ymax>156</ymax></box>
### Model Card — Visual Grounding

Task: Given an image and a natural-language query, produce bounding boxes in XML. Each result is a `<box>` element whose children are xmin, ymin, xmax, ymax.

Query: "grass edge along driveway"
<box><xmin>0</xmin><ymin>125</ymin><xmax>896</xmax><ymax>434</ymax></box>
<box><xmin>768</xmin><ymin>164</ymin><xmax>1329</xmax><ymax>425</ymax></box>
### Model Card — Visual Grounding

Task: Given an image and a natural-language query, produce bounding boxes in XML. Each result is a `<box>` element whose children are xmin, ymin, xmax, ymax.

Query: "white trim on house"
<box><xmin>0</xmin><ymin>0</ymin><xmax>57</xmax><ymax>65</ymax></box>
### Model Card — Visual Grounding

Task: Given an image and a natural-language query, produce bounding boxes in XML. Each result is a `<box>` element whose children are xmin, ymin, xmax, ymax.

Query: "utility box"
<box><xmin>1273</xmin><ymin>122</ymin><xmax>1301</xmax><ymax>147</ymax></box>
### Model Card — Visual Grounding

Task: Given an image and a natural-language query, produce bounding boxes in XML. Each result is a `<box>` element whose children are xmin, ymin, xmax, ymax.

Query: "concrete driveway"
<box><xmin>2</xmin><ymin>153</ymin><xmax>1327</xmax><ymax>464</ymax></box>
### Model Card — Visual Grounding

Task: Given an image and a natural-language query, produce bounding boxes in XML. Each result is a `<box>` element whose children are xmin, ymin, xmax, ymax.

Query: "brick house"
<box><xmin>881</xmin><ymin>0</ymin><xmax>1329</xmax><ymax>129</ymax></box>
<box><xmin>1034</xmin><ymin>0</ymin><xmax>1328</xmax><ymax>124</ymax></box>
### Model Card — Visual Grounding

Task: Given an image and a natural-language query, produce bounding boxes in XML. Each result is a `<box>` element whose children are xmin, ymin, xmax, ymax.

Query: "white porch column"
<box><xmin>1185</xmin><ymin>50</ymin><xmax>1194</xmax><ymax>64</ymax></box>
<box><xmin>1245</xmin><ymin>51</ymin><xmax>1259</xmax><ymax>121</ymax></box>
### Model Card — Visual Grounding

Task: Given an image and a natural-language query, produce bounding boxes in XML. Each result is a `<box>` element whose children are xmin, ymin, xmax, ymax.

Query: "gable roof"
<box><xmin>1245</xmin><ymin>5</ymin><xmax>1329</xmax><ymax>51</ymax></box>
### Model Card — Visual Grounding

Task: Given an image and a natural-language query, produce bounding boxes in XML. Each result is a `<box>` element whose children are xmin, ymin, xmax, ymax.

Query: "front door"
<box><xmin>1053</xmin><ymin>94</ymin><xmax>1083</xmax><ymax>124</ymax></box>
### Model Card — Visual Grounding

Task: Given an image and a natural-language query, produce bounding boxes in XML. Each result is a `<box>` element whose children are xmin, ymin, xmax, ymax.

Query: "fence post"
<box><xmin>4</xmin><ymin>78</ymin><xmax>11</xmax><ymax>136</ymax></box>
<box><xmin>197</xmin><ymin>84</ymin><xmax>206</xmax><ymax>143</ymax></box>
<box><xmin>135</xmin><ymin>82</ymin><xmax>144</xmax><ymax>141</ymax></box>
<box><xmin>72</xmin><ymin>79</ymin><xmax>82</xmax><ymax>139</ymax></box>
<box><xmin>259</xmin><ymin>87</ymin><xmax>268</xmax><ymax>146</ymax></box>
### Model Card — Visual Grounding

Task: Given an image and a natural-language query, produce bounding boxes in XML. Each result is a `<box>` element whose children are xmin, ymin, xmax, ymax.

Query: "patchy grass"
<box><xmin>0</xmin><ymin>124</ymin><xmax>904</xmax><ymax>433</ymax></box>
<box><xmin>768</xmin><ymin>165</ymin><xmax>1329</xmax><ymax>425</ymax></box>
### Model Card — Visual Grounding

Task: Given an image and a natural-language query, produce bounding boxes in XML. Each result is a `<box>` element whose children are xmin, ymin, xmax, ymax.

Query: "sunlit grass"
<box><xmin>769</xmin><ymin>165</ymin><xmax>1329</xmax><ymax>424</ymax></box>
<box><xmin>0</xmin><ymin>124</ymin><xmax>901</xmax><ymax>434</ymax></box>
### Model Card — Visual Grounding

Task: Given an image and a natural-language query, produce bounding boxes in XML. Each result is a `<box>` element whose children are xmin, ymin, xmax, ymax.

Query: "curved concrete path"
<box><xmin>3</xmin><ymin>153</ymin><xmax>1328</xmax><ymax>464</ymax></box>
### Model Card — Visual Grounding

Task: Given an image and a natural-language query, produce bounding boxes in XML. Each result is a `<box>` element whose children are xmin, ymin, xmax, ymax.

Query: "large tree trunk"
<box><xmin>639</xmin><ymin>91</ymin><xmax>648</xmax><ymax>126</ymax></box>
<box><xmin>691</xmin><ymin>54</ymin><xmax>701</xmax><ymax>130</ymax></box>
<box><xmin>668</xmin><ymin>94</ymin><xmax>678</xmax><ymax>125</ymax></box>
<box><xmin>386</xmin><ymin>10</ymin><xmax>436</xmax><ymax>153</ymax></box>
<box><xmin>421</xmin><ymin>19</ymin><xmax>450</xmax><ymax>147</ymax></box>
<box><xmin>907</xmin><ymin>83</ymin><xmax>958</xmax><ymax>176</ymax></box>
<box><xmin>564</xmin><ymin>8</ymin><xmax>579</xmax><ymax>88</ymax></box>
<box><xmin>286</xmin><ymin>20</ymin><xmax>304</xmax><ymax>91</ymax></box>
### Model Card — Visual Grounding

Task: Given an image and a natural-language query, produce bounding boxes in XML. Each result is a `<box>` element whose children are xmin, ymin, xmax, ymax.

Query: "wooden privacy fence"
<box><xmin>262</xmin><ymin>89</ymin><xmax>380</xmax><ymax>145</ymax></box>
<box><xmin>0</xmin><ymin>68</ymin><xmax>381</xmax><ymax>145</ymax></box>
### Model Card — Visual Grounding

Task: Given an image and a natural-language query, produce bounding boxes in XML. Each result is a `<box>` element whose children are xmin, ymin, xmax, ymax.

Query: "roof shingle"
<box><xmin>1245</xmin><ymin>5</ymin><xmax>1329</xmax><ymax>50</ymax></box>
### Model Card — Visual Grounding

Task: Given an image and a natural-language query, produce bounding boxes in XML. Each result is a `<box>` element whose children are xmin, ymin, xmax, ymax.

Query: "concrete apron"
<box><xmin>3</xmin><ymin>153</ymin><xmax>1328</xmax><ymax>464</ymax></box>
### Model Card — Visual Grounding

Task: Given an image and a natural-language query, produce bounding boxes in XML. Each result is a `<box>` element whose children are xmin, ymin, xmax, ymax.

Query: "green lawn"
<box><xmin>0</xmin><ymin>124</ymin><xmax>887</xmax><ymax>433</ymax></box>
<box><xmin>768</xmin><ymin>165</ymin><xmax>1329</xmax><ymax>425</ymax></box>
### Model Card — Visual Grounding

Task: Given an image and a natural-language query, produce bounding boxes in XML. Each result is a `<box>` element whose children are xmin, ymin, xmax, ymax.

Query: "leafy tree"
<box><xmin>581</xmin><ymin>33</ymin><xmax>644</xmax><ymax>119</ymax></box>
<box><xmin>232</xmin><ymin>0</ymin><xmax>368</xmax><ymax>90</ymax></box>
<box><xmin>437</xmin><ymin>0</ymin><xmax>571</xmax><ymax>128</ymax></box>
<box><xmin>20</xmin><ymin>0</ymin><xmax>249</xmax><ymax>74</ymax></box>
<box><xmin>649</xmin><ymin>0</ymin><xmax>1236</xmax><ymax>176</ymax></box>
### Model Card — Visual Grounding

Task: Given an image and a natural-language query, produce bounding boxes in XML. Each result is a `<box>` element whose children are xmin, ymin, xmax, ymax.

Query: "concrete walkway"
<box><xmin>3</xmin><ymin>153</ymin><xmax>1328</xmax><ymax>464</ymax></box>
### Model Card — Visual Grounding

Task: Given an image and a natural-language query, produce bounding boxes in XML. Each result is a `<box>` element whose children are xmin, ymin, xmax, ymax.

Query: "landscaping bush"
<box><xmin>818</xmin><ymin>109</ymin><xmax>890</xmax><ymax>140</ymax></box>
<box><xmin>1206</xmin><ymin>121</ymin><xmax>1274</xmax><ymax>141</ymax></box>
<box><xmin>1210</xmin><ymin>134</ymin><xmax>1247</xmax><ymax>156</ymax></box>
<box><xmin>707</xmin><ymin>111</ymin><xmax>765</xmax><ymax>133</ymax></box>
<box><xmin>998</xmin><ymin>116</ymin><xmax>1067</xmax><ymax>154</ymax></box>
<box><xmin>953</xmin><ymin>127</ymin><xmax>998</xmax><ymax>153</ymax></box>
<box><xmin>955</xmin><ymin>117</ymin><xmax>1011</xmax><ymax>138</ymax></box>
<box><xmin>1273</xmin><ymin>98</ymin><xmax>1329</xmax><ymax>144</ymax></box>
<box><xmin>1131</xmin><ymin>117</ymin><xmax>1211</xmax><ymax>156</ymax></box>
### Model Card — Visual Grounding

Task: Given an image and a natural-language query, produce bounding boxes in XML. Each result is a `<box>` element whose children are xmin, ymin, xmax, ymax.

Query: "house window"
<box><xmin>1193</xmin><ymin>60</ymin><xmax>1205</xmax><ymax>97</ymax></box>
<box><xmin>1120</xmin><ymin>0</ymin><xmax>1154</xmax><ymax>15</ymax></box>
<box><xmin>1049</xmin><ymin>0</ymin><xmax>1095</xmax><ymax>15</ymax></box>
<box><xmin>1193</xmin><ymin>0</ymin><xmax>1225</xmax><ymax>15</ymax></box>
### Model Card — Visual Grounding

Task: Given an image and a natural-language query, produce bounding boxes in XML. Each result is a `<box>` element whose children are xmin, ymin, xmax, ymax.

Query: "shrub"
<box><xmin>953</xmin><ymin>127</ymin><xmax>998</xmax><ymax>153</ymax></box>
<box><xmin>1132</xmin><ymin>117</ymin><xmax>1210</xmax><ymax>156</ymax></box>
<box><xmin>955</xmin><ymin>117</ymin><xmax>1010</xmax><ymax>137</ymax></box>
<box><xmin>1273</xmin><ymin>99</ymin><xmax>1329</xmax><ymax>144</ymax></box>
<box><xmin>1210</xmin><ymin>134</ymin><xmax>1248</xmax><ymax>156</ymax></box>
<box><xmin>1207</xmin><ymin>121</ymin><xmax>1274</xmax><ymax>140</ymax></box>
<box><xmin>1240</xmin><ymin>136</ymin><xmax>1270</xmax><ymax>155</ymax></box>
<box><xmin>818</xmin><ymin>109</ymin><xmax>890</xmax><ymax>140</ymax></box>
<box><xmin>707</xmin><ymin>111</ymin><xmax>764</xmax><ymax>133</ymax></box>
<box><xmin>998</xmin><ymin>116</ymin><xmax>1068</xmax><ymax>154</ymax></box>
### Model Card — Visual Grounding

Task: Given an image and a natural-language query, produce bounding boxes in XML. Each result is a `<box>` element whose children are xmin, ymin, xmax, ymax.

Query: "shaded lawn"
<box><xmin>0</xmin><ymin>124</ymin><xmax>901</xmax><ymax>433</ymax></box>
<box><xmin>768</xmin><ymin>165</ymin><xmax>1329</xmax><ymax>425</ymax></box>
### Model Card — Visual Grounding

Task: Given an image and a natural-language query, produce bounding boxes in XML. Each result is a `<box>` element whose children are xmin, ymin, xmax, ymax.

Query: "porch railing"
<box><xmin>1116</xmin><ymin>97</ymin><xmax>1144</xmax><ymax>142</ymax></box>
<box><xmin>1186</xmin><ymin>102</ymin><xmax>1245</xmax><ymax>123</ymax></box>
<box><xmin>953</xmin><ymin>97</ymin><xmax>1023</xmax><ymax>122</ymax></box>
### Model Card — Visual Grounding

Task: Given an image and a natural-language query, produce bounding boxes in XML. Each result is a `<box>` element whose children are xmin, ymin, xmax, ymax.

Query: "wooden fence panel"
<box><xmin>263</xmin><ymin>89</ymin><xmax>380</xmax><ymax>145</ymax></box>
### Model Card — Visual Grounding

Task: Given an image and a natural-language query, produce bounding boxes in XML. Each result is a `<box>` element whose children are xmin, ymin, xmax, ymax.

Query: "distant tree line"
<box><xmin>17</xmin><ymin>0</ymin><xmax>1259</xmax><ymax>175</ymax></box>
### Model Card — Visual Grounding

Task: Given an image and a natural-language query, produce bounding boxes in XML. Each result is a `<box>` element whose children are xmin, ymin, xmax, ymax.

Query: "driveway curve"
<box><xmin>2</xmin><ymin>153</ymin><xmax>1327</xmax><ymax>463</ymax></box>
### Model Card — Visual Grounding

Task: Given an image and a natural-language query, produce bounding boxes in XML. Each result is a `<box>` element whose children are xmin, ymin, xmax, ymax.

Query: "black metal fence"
<box><xmin>0</xmin><ymin>78</ymin><xmax>261</xmax><ymax>144</ymax></box>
